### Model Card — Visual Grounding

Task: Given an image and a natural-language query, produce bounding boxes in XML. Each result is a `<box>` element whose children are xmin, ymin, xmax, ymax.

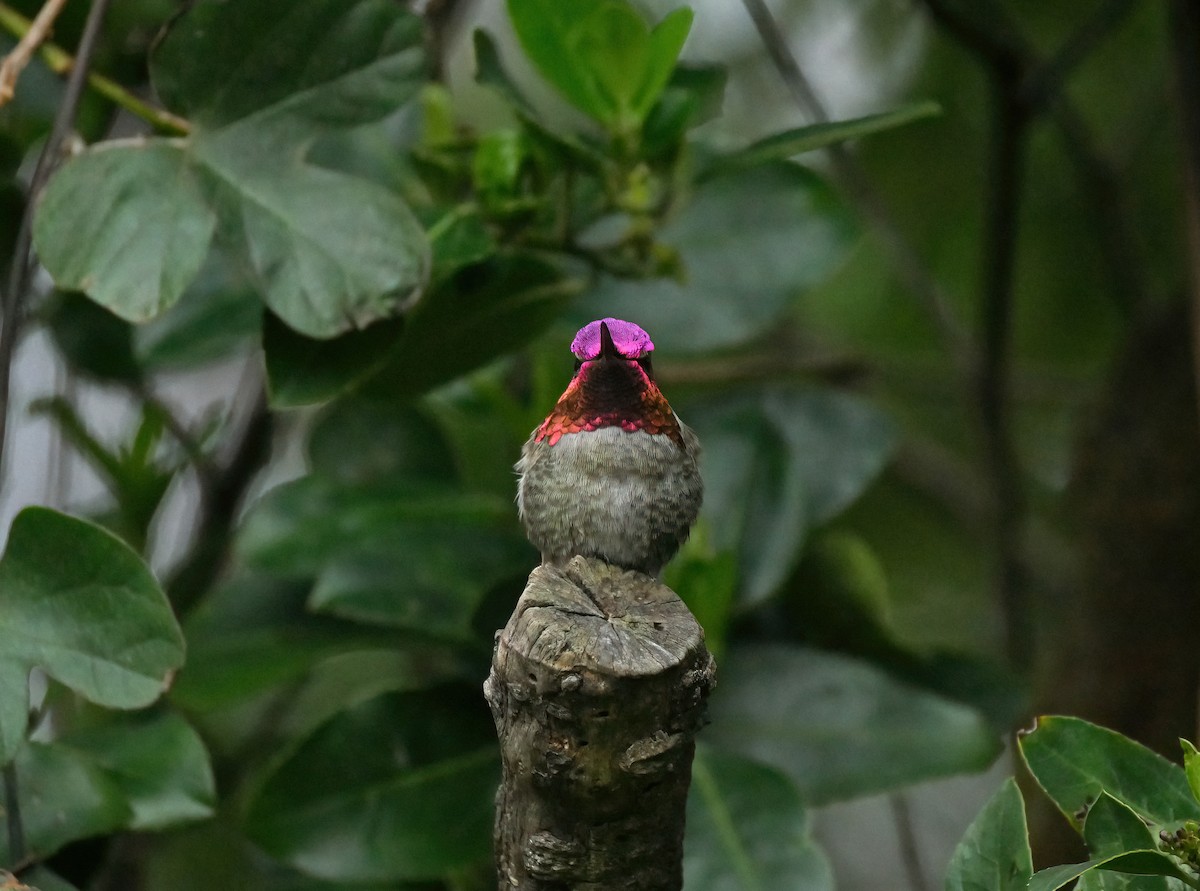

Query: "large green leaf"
<box><xmin>944</xmin><ymin>778</ymin><xmax>1032</xmax><ymax>891</ymax></box>
<box><xmin>263</xmin><ymin>313</ymin><xmax>405</xmax><ymax>409</ymax></box>
<box><xmin>43</xmin><ymin>291</ymin><xmax>141</xmax><ymax>384</ymax></box>
<box><xmin>364</xmin><ymin>253</ymin><xmax>582</xmax><ymax>400</ymax></box>
<box><xmin>33</xmin><ymin>142</ymin><xmax>215</xmax><ymax>323</ymax></box>
<box><xmin>577</xmin><ymin>163</ymin><xmax>856</xmax><ymax>353</ymax></box>
<box><xmin>1019</xmin><ymin>717</ymin><xmax>1200</xmax><ymax>830</ymax></box>
<box><xmin>0</xmin><ymin>741</ymin><xmax>130</xmax><ymax>864</ymax></box>
<box><xmin>307</xmin><ymin>399</ymin><xmax>456</xmax><ymax>487</ymax></box>
<box><xmin>706</xmin><ymin>644</ymin><xmax>1000</xmax><ymax>803</ymax></box>
<box><xmin>58</xmin><ymin>711</ymin><xmax>215</xmax><ymax>830</ymax></box>
<box><xmin>307</xmin><ymin>529</ymin><xmax>531</xmax><ymax>640</ymax></box>
<box><xmin>245</xmin><ymin>689</ymin><xmax>498</xmax><ymax>882</ymax></box>
<box><xmin>237</xmin><ymin>475</ymin><xmax>529</xmax><ymax>639</ymax></box>
<box><xmin>151</xmin><ymin>0</ymin><xmax>424</xmax><ymax>130</ymax></box>
<box><xmin>237</xmin><ymin>477</ymin><xmax>515</xmax><ymax>576</ymax></box>
<box><xmin>0</xmin><ymin>508</ymin><xmax>184</xmax><ymax>764</ymax></box>
<box><xmin>170</xmin><ymin>574</ymin><xmax>395</xmax><ymax>718</ymax></box>
<box><xmin>33</xmin><ymin>0</ymin><xmax>430</xmax><ymax>339</ymax></box>
<box><xmin>134</xmin><ymin>250</ymin><xmax>262</xmax><ymax>370</ymax></box>
<box><xmin>685</xmin><ymin>386</ymin><xmax>896</xmax><ymax>605</ymax></box>
<box><xmin>684</xmin><ymin>748</ymin><xmax>833</xmax><ymax>891</ymax></box>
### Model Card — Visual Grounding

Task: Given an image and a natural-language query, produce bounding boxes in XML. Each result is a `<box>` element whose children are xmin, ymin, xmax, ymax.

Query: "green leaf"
<box><xmin>134</xmin><ymin>251</ymin><xmax>262</xmax><ymax>370</ymax></box>
<box><xmin>1181</xmin><ymin>739</ymin><xmax>1200</xmax><ymax>804</ymax></box>
<box><xmin>1079</xmin><ymin>794</ymin><xmax>1174</xmax><ymax>891</ymax></box>
<box><xmin>684</xmin><ymin>748</ymin><xmax>833</xmax><ymax>891</ymax></box>
<box><xmin>263</xmin><ymin>313</ymin><xmax>405</xmax><ymax>408</ymax></box>
<box><xmin>710</xmin><ymin>102</ymin><xmax>942</xmax><ymax>176</ymax></box>
<box><xmin>43</xmin><ymin>291</ymin><xmax>140</xmax><ymax>383</ymax></box>
<box><xmin>471</xmin><ymin>30</ymin><xmax>605</xmax><ymax>166</ymax></box>
<box><xmin>641</xmin><ymin>62</ymin><xmax>728</xmax><ymax>159</ymax></box>
<box><xmin>578</xmin><ymin>163</ymin><xmax>856</xmax><ymax>353</ymax></box>
<box><xmin>364</xmin><ymin>253</ymin><xmax>582</xmax><ymax>400</ymax></box>
<box><xmin>0</xmin><ymin>508</ymin><xmax>184</xmax><ymax>764</ymax></box>
<box><xmin>685</xmin><ymin>386</ymin><xmax>896</xmax><ymax>605</ymax></box>
<box><xmin>308</xmin><ymin>399</ymin><xmax>456</xmax><ymax>487</ymax></box>
<box><xmin>151</xmin><ymin>0</ymin><xmax>426</xmax><ymax>131</ymax></box>
<box><xmin>706</xmin><ymin>644</ymin><xmax>1000</xmax><ymax>803</ymax></box>
<box><xmin>171</xmin><ymin>574</ymin><xmax>390</xmax><ymax>715</ymax></box>
<box><xmin>58</xmin><ymin>711</ymin><xmax>215</xmax><ymax>830</ymax></box>
<box><xmin>1019</xmin><ymin>716</ymin><xmax>1200</xmax><ymax>830</ymax></box>
<box><xmin>196</xmin><ymin>151</ymin><xmax>429</xmax><ymax>339</ymax></box>
<box><xmin>505</xmin><ymin>0</ymin><xmax>690</xmax><ymax>130</ymax></box>
<box><xmin>1085</xmin><ymin>793</ymin><xmax>1160</xmax><ymax>855</ymax></box>
<box><xmin>1029</xmin><ymin>853</ymin><xmax>1191</xmax><ymax>891</ymax></box>
<box><xmin>33</xmin><ymin>142</ymin><xmax>215</xmax><ymax>323</ymax></box>
<box><xmin>245</xmin><ymin>689</ymin><xmax>498</xmax><ymax>882</ymax></box>
<box><xmin>36</xmin><ymin>0</ymin><xmax>431</xmax><ymax>339</ymax></box>
<box><xmin>945</xmin><ymin>778</ymin><xmax>1032</xmax><ymax>891</ymax></box>
<box><xmin>634</xmin><ymin>8</ymin><xmax>694</xmax><ymax>125</ymax></box>
<box><xmin>505</xmin><ymin>0</ymin><xmax>610</xmax><ymax>123</ymax></box>
<box><xmin>0</xmin><ymin>741</ymin><xmax>130</xmax><ymax>864</ymax></box>
<box><xmin>237</xmin><ymin>477</ymin><xmax>516</xmax><ymax>576</ymax></box>
<box><xmin>427</xmin><ymin>205</ymin><xmax>497</xmax><ymax>283</ymax></box>
<box><xmin>662</xmin><ymin>528</ymin><xmax>737</xmax><ymax>660</ymax></box>
<box><xmin>307</xmin><ymin>527</ymin><xmax>531</xmax><ymax>640</ymax></box>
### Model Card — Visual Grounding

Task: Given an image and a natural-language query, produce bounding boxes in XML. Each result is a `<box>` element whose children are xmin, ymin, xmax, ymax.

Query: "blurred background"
<box><xmin>0</xmin><ymin>0</ymin><xmax>1195</xmax><ymax>888</ymax></box>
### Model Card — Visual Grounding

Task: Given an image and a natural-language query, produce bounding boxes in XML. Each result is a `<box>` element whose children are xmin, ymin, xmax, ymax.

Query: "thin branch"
<box><xmin>3</xmin><ymin>761</ymin><xmax>25</xmax><ymax>868</ymax></box>
<box><xmin>1021</xmin><ymin>0</ymin><xmax>1138</xmax><ymax>111</ymax></box>
<box><xmin>977</xmin><ymin>75</ymin><xmax>1032</xmax><ymax>670</ymax></box>
<box><xmin>889</xmin><ymin>794</ymin><xmax>930</xmax><ymax>891</ymax></box>
<box><xmin>0</xmin><ymin>0</ymin><xmax>112</xmax><ymax>473</ymax></box>
<box><xmin>739</xmin><ymin>0</ymin><xmax>973</xmax><ymax>372</ymax></box>
<box><xmin>0</xmin><ymin>0</ymin><xmax>111</xmax><ymax>862</ymax></box>
<box><xmin>0</xmin><ymin>2</ymin><xmax>190</xmax><ymax>135</ymax></box>
<box><xmin>0</xmin><ymin>0</ymin><xmax>69</xmax><ymax>105</ymax></box>
<box><xmin>167</xmin><ymin>388</ymin><xmax>273</xmax><ymax>616</ymax></box>
<box><xmin>1168</xmin><ymin>0</ymin><xmax>1200</xmax><ymax>427</ymax></box>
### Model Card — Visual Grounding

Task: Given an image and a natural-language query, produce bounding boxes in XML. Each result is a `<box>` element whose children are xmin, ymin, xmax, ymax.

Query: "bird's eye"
<box><xmin>573</xmin><ymin>358</ymin><xmax>583</xmax><ymax>373</ymax></box>
<box><xmin>636</xmin><ymin>355</ymin><xmax>654</xmax><ymax>379</ymax></box>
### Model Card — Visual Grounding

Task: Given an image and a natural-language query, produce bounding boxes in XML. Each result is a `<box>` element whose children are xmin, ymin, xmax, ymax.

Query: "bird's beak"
<box><xmin>599</xmin><ymin>321</ymin><xmax>618</xmax><ymax>360</ymax></box>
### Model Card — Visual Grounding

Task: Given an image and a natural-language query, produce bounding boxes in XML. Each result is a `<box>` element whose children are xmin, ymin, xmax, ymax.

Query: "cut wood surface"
<box><xmin>485</xmin><ymin>556</ymin><xmax>716</xmax><ymax>890</ymax></box>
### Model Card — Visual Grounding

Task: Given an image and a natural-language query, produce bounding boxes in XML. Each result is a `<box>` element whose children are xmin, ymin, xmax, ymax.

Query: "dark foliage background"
<box><xmin>0</xmin><ymin>0</ymin><xmax>1194</xmax><ymax>888</ymax></box>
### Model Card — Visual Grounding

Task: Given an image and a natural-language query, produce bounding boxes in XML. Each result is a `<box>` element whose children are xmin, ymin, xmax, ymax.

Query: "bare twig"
<box><xmin>166</xmin><ymin>388</ymin><xmax>273</xmax><ymax>616</ymax></box>
<box><xmin>1022</xmin><ymin>0</ymin><xmax>1138</xmax><ymax>111</ymax></box>
<box><xmin>739</xmin><ymin>0</ymin><xmax>972</xmax><ymax>370</ymax></box>
<box><xmin>3</xmin><ymin>761</ymin><xmax>24</xmax><ymax>867</ymax></box>
<box><xmin>0</xmin><ymin>0</ymin><xmax>68</xmax><ymax>105</ymax></box>
<box><xmin>889</xmin><ymin>794</ymin><xmax>930</xmax><ymax>891</ymax></box>
<box><xmin>977</xmin><ymin>70</ymin><xmax>1032</xmax><ymax>670</ymax></box>
<box><xmin>0</xmin><ymin>2</ymin><xmax>189</xmax><ymax>135</ymax></box>
<box><xmin>916</xmin><ymin>0</ymin><xmax>1142</xmax><ymax>673</ymax></box>
<box><xmin>1168</xmin><ymin>0</ymin><xmax>1200</xmax><ymax>425</ymax></box>
<box><xmin>0</xmin><ymin>0</ymin><xmax>111</xmax><ymax>861</ymax></box>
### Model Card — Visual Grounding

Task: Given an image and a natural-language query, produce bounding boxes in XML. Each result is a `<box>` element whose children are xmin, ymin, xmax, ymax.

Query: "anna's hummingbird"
<box><xmin>516</xmin><ymin>318</ymin><xmax>703</xmax><ymax>576</ymax></box>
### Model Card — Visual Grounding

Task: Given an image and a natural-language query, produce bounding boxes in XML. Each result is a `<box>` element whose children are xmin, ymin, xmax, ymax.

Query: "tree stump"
<box><xmin>484</xmin><ymin>556</ymin><xmax>716</xmax><ymax>891</ymax></box>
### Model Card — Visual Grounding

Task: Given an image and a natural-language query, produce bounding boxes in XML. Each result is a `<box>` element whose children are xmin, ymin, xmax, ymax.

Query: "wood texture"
<box><xmin>485</xmin><ymin>556</ymin><xmax>715</xmax><ymax>890</ymax></box>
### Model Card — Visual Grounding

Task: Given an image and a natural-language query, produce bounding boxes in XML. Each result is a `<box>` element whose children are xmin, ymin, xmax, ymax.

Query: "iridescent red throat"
<box><xmin>534</xmin><ymin>359</ymin><xmax>683</xmax><ymax>447</ymax></box>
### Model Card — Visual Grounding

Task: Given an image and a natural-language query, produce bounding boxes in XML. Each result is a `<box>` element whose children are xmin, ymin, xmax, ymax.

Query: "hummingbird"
<box><xmin>516</xmin><ymin>318</ymin><xmax>703</xmax><ymax>576</ymax></box>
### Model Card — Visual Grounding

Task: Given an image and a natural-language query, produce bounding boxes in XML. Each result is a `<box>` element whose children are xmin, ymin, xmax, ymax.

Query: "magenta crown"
<box><xmin>571</xmin><ymin>318</ymin><xmax>654</xmax><ymax>361</ymax></box>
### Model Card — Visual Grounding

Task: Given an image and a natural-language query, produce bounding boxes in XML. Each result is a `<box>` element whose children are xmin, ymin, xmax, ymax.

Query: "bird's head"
<box><xmin>535</xmin><ymin>318</ymin><xmax>681</xmax><ymax>446</ymax></box>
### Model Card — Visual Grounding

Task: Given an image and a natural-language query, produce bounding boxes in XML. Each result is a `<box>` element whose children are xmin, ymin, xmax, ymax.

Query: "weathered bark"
<box><xmin>484</xmin><ymin>556</ymin><xmax>716</xmax><ymax>891</ymax></box>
